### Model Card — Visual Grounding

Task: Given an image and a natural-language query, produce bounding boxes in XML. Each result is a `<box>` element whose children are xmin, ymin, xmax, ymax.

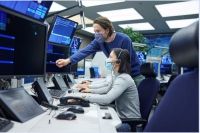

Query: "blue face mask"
<box><xmin>105</xmin><ymin>58</ymin><xmax>114</xmax><ymax>70</ymax></box>
<box><xmin>94</xmin><ymin>33</ymin><xmax>106</xmax><ymax>43</ymax></box>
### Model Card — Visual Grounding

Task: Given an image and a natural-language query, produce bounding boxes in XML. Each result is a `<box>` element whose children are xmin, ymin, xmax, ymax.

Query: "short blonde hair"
<box><xmin>93</xmin><ymin>17</ymin><xmax>114</xmax><ymax>37</ymax></box>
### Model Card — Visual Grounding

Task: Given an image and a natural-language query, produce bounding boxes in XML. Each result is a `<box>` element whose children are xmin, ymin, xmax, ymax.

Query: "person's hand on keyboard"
<box><xmin>76</xmin><ymin>84</ymin><xmax>88</xmax><ymax>88</ymax></box>
<box><xmin>78</xmin><ymin>87</ymin><xmax>91</xmax><ymax>93</ymax></box>
<box><xmin>81</xmin><ymin>80</ymin><xmax>91</xmax><ymax>85</ymax></box>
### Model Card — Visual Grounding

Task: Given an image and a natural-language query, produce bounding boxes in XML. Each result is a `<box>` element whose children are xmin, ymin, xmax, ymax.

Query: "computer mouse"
<box><xmin>56</xmin><ymin>111</ymin><xmax>77</xmax><ymax>120</ymax></box>
<box><xmin>79</xmin><ymin>88</ymin><xmax>85</xmax><ymax>92</ymax></box>
<box><xmin>67</xmin><ymin>106</ymin><xmax>84</xmax><ymax>114</ymax></box>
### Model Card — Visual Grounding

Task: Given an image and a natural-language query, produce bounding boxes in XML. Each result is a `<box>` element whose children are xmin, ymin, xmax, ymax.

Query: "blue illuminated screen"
<box><xmin>0</xmin><ymin>1</ymin><xmax>52</xmax><ymax>22</ymax></box>
<box><xmin>162</xmin><ymin>55</ymin><xmax>172</xmax><ymax>64</ymax></box>
<box><xmin>46</xmin><ymin>44</ymin><xmax>71</xmax><ymax>74</ymax></box>
<box><xmin>152</xmin><ymin>62</ymin><xmax>158</xmax><ymax>76</ymax></box>
<box><xmin>0</xmin><ymin>9</ymin><xmax>46</xmax><ymax>77</ymax></box>
<box><xmin>136</xmin><ymin>52</ymin><xmax>146</xmax><ymax>62</ymax></box>
<box><xmin>48</xmin><ymin>15</ymin><xmax>78</xmax><ymax>46</ymax></box>
<box><xmin>70</xmin><ymin>36</ymin><xmax>83</xmax><ymax>54</ymax></box>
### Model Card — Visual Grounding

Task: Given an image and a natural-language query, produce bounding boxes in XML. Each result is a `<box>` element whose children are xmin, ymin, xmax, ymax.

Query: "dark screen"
<box><xmin>0</xmin><ymin>1</ymin><xmax>52</xmax><ymax>22</ymax></box>
<box><xmin>0</xmin><ymin>9</ymin><xmax>47</xmax><ymax>78</ymax></box>
<box><xmin>48</xmin><ymin>15</ymin><xmax>78</xmax><ymax>46</ymax></box>
<box><xmin>160</xmin><ymin>64</ymin><xmax>172</xmax><ymax>74</ymax></box>
<box><xmin>46</xmin><ymin>44</ymin><xmax>71</xmax><ymax>74</ymax></box>
<box><xmin>0</xmin><ymin>87</ymin><xmax>44</xmax><ymax>122</ymax></box>
<box><xmin>70</xmin><ymin>36</ymin><xmax>83</xmax><ymax>54</ymax></box>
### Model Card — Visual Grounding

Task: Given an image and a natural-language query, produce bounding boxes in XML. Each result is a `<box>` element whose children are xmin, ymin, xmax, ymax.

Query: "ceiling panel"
<box><xmin>46</xmin><ymin>1</ymin><xmax>199</xmax><ymax>37</ymax></box>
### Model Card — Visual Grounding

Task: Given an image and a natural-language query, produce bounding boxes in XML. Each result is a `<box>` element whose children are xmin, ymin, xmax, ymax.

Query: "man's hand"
<box><xmin>56</xmin><ymin>59</ymin><xmax>70</xmax><ymax>68</ymax></box>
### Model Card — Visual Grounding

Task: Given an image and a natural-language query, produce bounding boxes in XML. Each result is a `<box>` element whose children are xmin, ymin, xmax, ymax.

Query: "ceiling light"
<box><xmin>82</xmin><ymin>27</ymin><xmax>94</xmax><ymax>34</ymax></box>
<box><xmin>49</xmin><ymin>2</ymin><xmax>66</xmax><ymax>12</ymax></box>
<box><xmin>166</xmin><ymin>18</ymin><xmax>198</xmax><ymax>29</ymax></box>
<box><xmin>119</xmin><ymin>22</ymin><xmax>155</xmax><ymax>31</ymax></box>
<box><xmin>97</xmin><ymin>8</ymin><xmax>143</xmax><ymax>22</ymax></box>
<box><xmin>82</xmin><ymin>0</ymin><xmax>125</xmax><ymax>7</ymax></box>
<box><xmin>155</xmin><ymin>1</ymin><xmax>199</xmax><ymax>17</ymax></box>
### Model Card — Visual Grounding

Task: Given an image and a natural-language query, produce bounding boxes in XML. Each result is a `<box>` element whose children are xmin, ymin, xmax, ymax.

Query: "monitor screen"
<box><xmin>46</xmin><ymin>44</ymin><xmax>71</xmax><ymax>74</ymax></box>
<box><xmin>0</xmin><ymin>1</ymin><xmax>52</xmax><ymax>22</ymax></box>
<box><xmin>77</xmin><ymin>59</ymin><xmax>85</xmax><ymax>75</ymax></box>
<box><xmin>162</xmin><ymin>55</ymin><xmax>172</xmax><ymax>64</ymax></box>
<box><xmin>152</xmin><ymin>62</ymin><xmax>159</xmax><ymax>76</ymax></box>
<box><xmin>136</xmin><ymin>52</ymin><xmax>146</xmax><ymax>62</ymax></box>
<box><xmin>70</xmin><ymin>36</ymin><xmax>83</xmax><ymax>54</ymax></box>
<box><xmin>160</xmin><ymin>64</ymin><xmax>172</xmax><ymax>74</ymax></box>
<box><xmin>48</xmin><ymin>15</ymin><xmax>78</xmax><ymax>46</ymax></box>
<box><xmin>0</xmin><ymin>87</ymin><xmax>44</xmax><ymax>122</ymax></box>
<box><xmin>70</xmin><ymin>63</ymin><xmax>78</xmax><ymax>73</ymax></box>
<box><xmin>183</xmin><ymin>67</ymin><xmax>194</xmax><ymax>73</ymax></box>
<box><xmin>0</xmin><ymin>8</ymin><xmax>47</xmax><ymax>78</ymax></box>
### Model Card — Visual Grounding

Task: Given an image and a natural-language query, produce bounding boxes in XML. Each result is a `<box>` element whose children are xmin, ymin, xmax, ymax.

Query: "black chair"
<box><xmin>120</xmin><ymin>62</ymin><xmax>160</xmax><ymax>132</ymax></box>
<box><xmin>144</xmin><ymin>21</ymin><xmax>199</xmax><ymax>132</ymax></box>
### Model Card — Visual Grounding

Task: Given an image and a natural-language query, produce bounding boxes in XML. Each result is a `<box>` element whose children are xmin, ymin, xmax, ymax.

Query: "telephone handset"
<box><xmin>58</xmin><ymin>96</ymin><xmax>90</xmax><ymax>107</ymax></box>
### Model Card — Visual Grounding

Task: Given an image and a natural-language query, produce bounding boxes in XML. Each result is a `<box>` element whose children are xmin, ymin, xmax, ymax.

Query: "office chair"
<box><xmin>144</xmin><ymin>21</ymin><xmax>199</xmax><ymax>132</ymax></box>
<box><xmin>120</xmin><ymin>62</ymin><xmax>160</xmax><ymax>132</ymax></box>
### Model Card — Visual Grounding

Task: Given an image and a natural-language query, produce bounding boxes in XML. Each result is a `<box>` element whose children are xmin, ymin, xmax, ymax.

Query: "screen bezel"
<box><xmin>47</xmin><ymin>15</ymin><xmax>78</xmax><ymax>47</ymax></box>
<box><xmin>0</xmin><ymin>7</ymin><xmax>47</xmax><ymax>79</ymax></box>
<box><xmin>0</xmin><ymin>1</ymin><xmax>53</xmax><ymax>22</ymax></box>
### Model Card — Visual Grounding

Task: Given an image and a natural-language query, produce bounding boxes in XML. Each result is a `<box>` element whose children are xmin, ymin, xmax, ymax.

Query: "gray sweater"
<box><xmin>86</xmin><ymin>72</ymin><xmax>141</xmax><ymax>119</ymax></box>
<box><xmin>89</xmin><ymin>73</ymin><xmax>113</xmax><ymax>89</ymax></box>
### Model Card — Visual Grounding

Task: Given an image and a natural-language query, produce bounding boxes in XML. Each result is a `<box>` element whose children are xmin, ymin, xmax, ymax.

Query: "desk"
<box><xmin>10</xmin><ymin>81</ymin><xmax>121</xmax><ymax>132</ymax></box>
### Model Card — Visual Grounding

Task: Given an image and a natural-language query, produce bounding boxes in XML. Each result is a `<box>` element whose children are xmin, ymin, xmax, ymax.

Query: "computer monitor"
<box><xmin>136</xmin><ymin>52</ymin><xmax>146</xmax><ymax>62</ymax></box>
<box><xmin>146</xmin><ymin>56</ymin><xmax>162</xmax><ymax>80</ymax></box>
<box><xmin>77</xmin><ymin>59</ymin><xmax>85</xmax><ymax>75</ymax></box>
<box><xmin>48</xmin><ymin>15</ymin><xmax>78</xmax><ymax>46</ymax></box>
<box><xmin>70</xmin><ymin>63</ymin><xmax>78</xmax><ymax>73</ymax></box>
<box><xmin>46</xmin><ymin>44</ymin><xmax>71</xmax><ymax>74</ymax></box>
<box><xmin>0</xmin><ymin>87</ymin><xmax>44</xmax><ymax>123</ymax></box>
<box><xmin>0</xmin><ymin>8</ymin><xmax>47</xmax><ymax>79</ymax></box>
<box><xmin>183</xmin><ymin>67</ymin><xmax>194</xmax><ymax>73</ymax></box>
<box><xmin>160</xmin><ymin>64</ymin><xmax>172</xmax><ymax>74</ymax></box>
<box><xmin>0</xmin><ymin>1</ymin><xmax>53</xmax><ymax>22</ymax></box>
<box><xmin>161</xmin><ymin>55</ymin><xmax>172</xmax><ymax>64</ymax></box>
<box><xmin>70</xmin><ymin>36</ymin><xmax>83</xmax><ymax>54</ymax></box>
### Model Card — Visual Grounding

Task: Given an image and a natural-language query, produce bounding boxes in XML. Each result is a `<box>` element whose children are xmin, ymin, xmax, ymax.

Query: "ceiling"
<box><xmin>46</xmin><ymin>1</ymin><xmax>199</xmax><ymax>38</ymax></box>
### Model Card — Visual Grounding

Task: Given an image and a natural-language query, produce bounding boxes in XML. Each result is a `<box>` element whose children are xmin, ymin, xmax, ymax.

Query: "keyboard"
<box><xmin>49</xmin><ymin>89</ymin><xmax>66</xmax><ymax>99</ymax></box>
<box><xmin>0</xmin><ymin>117</ymin><xmax>14</xmax><ymax>132</ymax></box>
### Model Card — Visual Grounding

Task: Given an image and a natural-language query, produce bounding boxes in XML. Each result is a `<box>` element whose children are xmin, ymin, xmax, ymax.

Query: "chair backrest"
<box><xmin>138</xmin><ymin>63</ymin><xmax>160</xmax><ymax>122</ymax></box>
<box><xmin>166</xmin><ymin>74</ymin><xmax>178</xmax><ymax>88</ymax></box>
<box><xmin>144</xmin><ymin>21</ymin><xmax>199</xmax><ymax>132</ymax></box>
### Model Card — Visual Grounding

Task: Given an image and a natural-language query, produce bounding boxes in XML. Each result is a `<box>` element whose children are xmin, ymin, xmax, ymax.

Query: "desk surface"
<box><xmin>10</xmin><ymin>80</ymin><xmax>121</xmax><ymax>132</ymax></box>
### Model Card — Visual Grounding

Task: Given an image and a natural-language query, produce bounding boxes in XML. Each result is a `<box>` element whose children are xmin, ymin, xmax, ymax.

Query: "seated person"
<box><xmin>76</xmin><ymin>73</ymin><xmax>114</xmax><ymax>90</ymax></box>
<box><xmin>73</xmin><ymin>48</ymin><xmax>141</xmax><ymax>131</ymax></box>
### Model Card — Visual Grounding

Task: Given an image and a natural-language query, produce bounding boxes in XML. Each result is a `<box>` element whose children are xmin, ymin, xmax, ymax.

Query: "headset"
<box><xmin>116</xmin><ymin>50</ymin><xmax>123</xmax><ymax>64</ymax></box>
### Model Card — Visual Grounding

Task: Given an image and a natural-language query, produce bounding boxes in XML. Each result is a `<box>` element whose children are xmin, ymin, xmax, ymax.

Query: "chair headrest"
<box><xmin>140</xmin><ymin>62</ymin><xmax>157</xmax><ymax>78</ymax></box>
<box><xmin>169</xmin><ymin>21</ymin><xmax>199</xmax><ymax>68</ymax></box>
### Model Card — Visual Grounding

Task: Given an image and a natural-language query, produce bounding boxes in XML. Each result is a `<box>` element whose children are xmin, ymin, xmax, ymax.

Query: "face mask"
<box><xmin>94</xmin><ymin>31</ymin><xmax>107</xmax><ymax>43</ymax></box>
<box><xmin>105</xmin><ymin>58</ymin><xmax>114</xmax><ymax>70</ymax></box>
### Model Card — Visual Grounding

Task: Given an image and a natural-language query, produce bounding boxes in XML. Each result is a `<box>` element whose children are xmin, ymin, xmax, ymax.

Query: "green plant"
<box><xmin>119</xmin><ymin>26</ymin><xmax>149</xmax><ymax>52</ymax></box>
